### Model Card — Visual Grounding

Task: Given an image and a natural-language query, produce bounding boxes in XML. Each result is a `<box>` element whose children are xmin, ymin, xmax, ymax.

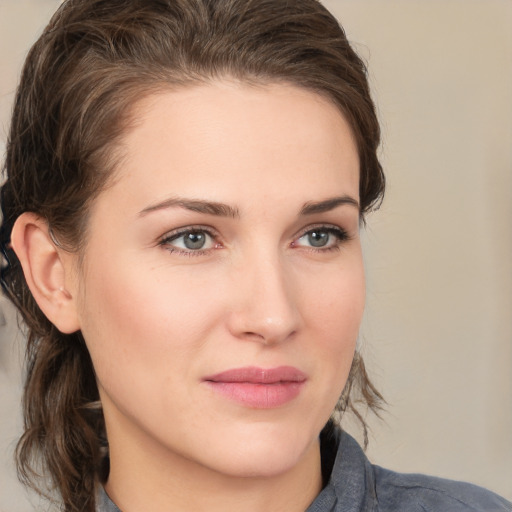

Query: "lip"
<box><xmin>203</xmin><ymin>366</ymin><xmax>307</xmax><ymax>409</ymax></box>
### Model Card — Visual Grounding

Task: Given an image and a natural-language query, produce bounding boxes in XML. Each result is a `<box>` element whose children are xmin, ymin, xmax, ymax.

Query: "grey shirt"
<box><xmin>307</xmin><ymin>429</ymin><xmax>511</xmax><ymax>512</ymax></box>
<box><xmin>97</xmin><ymin>428</ymin><xmax>511</xmax><ymax>512</ymax></box>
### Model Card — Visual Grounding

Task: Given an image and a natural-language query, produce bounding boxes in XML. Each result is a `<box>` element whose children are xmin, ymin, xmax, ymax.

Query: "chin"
<box><xmin>212</xmin><ymin>449</ymin><xmax>308</xmax><ymax>479</ymax></box>
<box><xmin>196</xmin><ymin>421</ymin><xmax>320</xmax><ymax>478</ymax></box>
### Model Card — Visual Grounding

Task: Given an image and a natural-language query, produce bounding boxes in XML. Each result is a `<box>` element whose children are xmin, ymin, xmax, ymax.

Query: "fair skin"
<box><xmin>12</xmin><ymin>81</ymin><xmax>364</xmax><ymax>512</ymax></box>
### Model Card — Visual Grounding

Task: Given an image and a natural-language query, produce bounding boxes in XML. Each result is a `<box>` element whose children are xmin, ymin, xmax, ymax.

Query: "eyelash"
<box><xmin>158</xmin><ymin>224</ymin><xmax>350</xmax><ymax>256</ymax></box>
<box><xmin>293</xmin><ymin>224</ymin><xmax>350</xmax><ymax>253</ymax></box>
<box><xmin>159</xmin><ymin>225</ymin><xmax>219</xmax><ymax>257</ymax></box>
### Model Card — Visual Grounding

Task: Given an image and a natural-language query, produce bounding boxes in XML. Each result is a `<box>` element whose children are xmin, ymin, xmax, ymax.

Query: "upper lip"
<box><xmin>203</xmin><ymin>366</ymin><xmax>307</xmax><ymax>384</ymax></box>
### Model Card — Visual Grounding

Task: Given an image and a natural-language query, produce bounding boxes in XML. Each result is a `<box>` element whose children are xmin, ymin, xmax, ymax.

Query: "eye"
<box><xmin>293</xmin><ymin>225</ymin><xmax>349</xmax><ymax>250</ymax></box>
<box><xmin>160</xmin><ymin>228</ymin><xmax>217</xmax><ymax>253</ymax></box>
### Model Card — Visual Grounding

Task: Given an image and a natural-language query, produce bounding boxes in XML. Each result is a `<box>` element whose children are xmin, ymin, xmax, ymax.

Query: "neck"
<box><xmin>104</xmin><ymin>419</ymin><xmax>323</xmax><ymax>512</ymax></box>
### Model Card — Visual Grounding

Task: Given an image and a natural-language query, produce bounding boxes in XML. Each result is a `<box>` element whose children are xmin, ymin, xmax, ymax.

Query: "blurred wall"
<box><xmin>1</xmin><ymin>1</ymin><xmax>511</xmax><ymax>510</ymax></box>
<box><xmin>1</xmin><ymin>3</ymin><xmax>67</xmax><ymax>511</ymax></box>
<box><xmin>324</xmin><ymin>0</ymin><xmax>512</xmax><ymax>500</ymax></box>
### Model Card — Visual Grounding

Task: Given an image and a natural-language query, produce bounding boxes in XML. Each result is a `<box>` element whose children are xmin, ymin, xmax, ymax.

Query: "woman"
<box><xmin>0</xmin><ymin>1</ymin><xmax>510</xmax><ymax>511</ymax></box>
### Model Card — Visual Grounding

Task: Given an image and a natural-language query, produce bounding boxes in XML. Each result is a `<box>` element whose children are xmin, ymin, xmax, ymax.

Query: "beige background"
<box><xmin>1</xmin><ymin>0</ymin><xmax>511</xmax><ymax>510</ymax></box>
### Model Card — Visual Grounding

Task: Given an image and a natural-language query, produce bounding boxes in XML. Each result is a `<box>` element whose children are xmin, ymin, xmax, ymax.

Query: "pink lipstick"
<box><xmin>203</xmin><ymin>366</ymin><xmax>306</xmax><ymax>408</ymax></box>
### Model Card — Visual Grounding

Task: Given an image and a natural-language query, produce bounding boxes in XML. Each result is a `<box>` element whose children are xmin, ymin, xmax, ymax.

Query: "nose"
<box><xmin>226</xmin><ymin>251</ymin><xmax>301</xmax><ymax>345</ymax></box>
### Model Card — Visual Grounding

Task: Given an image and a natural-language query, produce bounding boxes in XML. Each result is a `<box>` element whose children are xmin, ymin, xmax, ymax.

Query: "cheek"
<box><xmin>303</xmin><ymin>253</ymin><xmax>365</xmax><ymax>339</ymax></box>
<box><xmin>76</xmin><ymin>258</ymin><xmax>222</xmax><ymax>396</ymax></box>
<box><xmin>299</xmin><ymin>254</ymin><xmax>365</xmax><ymax>380</ymax></box>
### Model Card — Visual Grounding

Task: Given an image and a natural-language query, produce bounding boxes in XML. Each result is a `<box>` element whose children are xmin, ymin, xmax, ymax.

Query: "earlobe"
<box><xmin>10</xmin><ymin>213</ymin><xmax>80</xmax><ymax>334</ymax></box>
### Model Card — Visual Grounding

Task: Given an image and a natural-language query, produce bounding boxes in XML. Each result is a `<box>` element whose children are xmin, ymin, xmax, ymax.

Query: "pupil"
<box><xmin>308</xmin><ymin>231</ymin><xmax>328</xmax><ymax>247</ymax></box>
<box><xmin>184</xmin><ymin>232</ymin><xmax>206</xmax><ymax>250</ymax></box>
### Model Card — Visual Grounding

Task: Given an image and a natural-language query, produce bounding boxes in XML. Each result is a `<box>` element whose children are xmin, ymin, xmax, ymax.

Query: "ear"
<box><xmin>10</xmin><ymin>213</ymin><xmax>80</xmax><ymax>334</ymax></box>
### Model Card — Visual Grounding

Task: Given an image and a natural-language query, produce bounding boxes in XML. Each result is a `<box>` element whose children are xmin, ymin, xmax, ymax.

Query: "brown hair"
<box><xmin>0</xmin><ymin>0</ymin><xmax>385</xmax><ymax>510</ymax></box>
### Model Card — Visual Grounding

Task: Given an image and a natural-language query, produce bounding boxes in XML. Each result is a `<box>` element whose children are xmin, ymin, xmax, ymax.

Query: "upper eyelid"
<box><xmin>160</xmin><ymin>223</ymin><xmax>346</xmax><ymax>237</ymax></box>
<box><xmin>294</xmin><ymin>223</ymin><xmax>348</xmax><ymax>238</ymax></box>
<box><xmin>160</xmin><ymin>225</ymin><xmax>218</xmax><ymax>241</ymax></box>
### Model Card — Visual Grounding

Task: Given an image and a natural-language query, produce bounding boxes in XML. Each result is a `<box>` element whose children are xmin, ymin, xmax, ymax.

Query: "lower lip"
<box><xmin>205</xmin><ymin>381</ymin><xmax>304</xmax><ymax>408</ymax></box>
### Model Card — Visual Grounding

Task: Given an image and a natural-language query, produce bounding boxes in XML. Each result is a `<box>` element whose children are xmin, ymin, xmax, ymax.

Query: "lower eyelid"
<box><xmin>165</xmin><ymin>247</ymin><xmax>214</xmax><ymax>257</ymax></box>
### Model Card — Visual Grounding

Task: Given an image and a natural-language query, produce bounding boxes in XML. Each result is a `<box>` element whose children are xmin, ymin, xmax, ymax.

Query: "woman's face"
<box><xmin>72</xmin><ymin>81</ymin><xmax>364</xmax><ymax>478</ymax></box>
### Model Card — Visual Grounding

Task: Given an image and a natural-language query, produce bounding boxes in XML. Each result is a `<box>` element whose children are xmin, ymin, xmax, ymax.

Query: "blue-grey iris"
<box><xmin>184</xmin><ymin>232</ymin><xmax>206</xmax><ymax>249</ymax></box>
<box><xmin>308</xmin><ymin>230</ymin><xmax>329</xmax><ymax>247</ymax></box>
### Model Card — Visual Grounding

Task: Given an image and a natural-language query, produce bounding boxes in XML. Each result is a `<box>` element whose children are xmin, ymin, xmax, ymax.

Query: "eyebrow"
<box><xmin>139</xmin><ymin>194</ymin><xmax>359</xmax><ymax>219</ymax></box>
<box><xmin>299</xmin><ymin>196</ymin><xmax>360</xmax><ymax>215</ymax></box>
<box><xmin>139</xmin><ymin>197</ymin><xmax>240</xmax><ymax>218</ymax></box>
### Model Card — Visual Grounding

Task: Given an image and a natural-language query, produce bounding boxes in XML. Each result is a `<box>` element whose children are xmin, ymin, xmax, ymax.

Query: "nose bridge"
<box><xmin>228</xmin><ymin>245</ymin><xmax>300</xmax><ymax>344</ymax></box>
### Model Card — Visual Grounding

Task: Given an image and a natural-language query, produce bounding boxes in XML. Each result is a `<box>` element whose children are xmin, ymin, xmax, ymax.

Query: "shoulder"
<box><xmin>372</xmin><ymin>465</ymin><xmax>512</xmax><ymax>512</ymax></box>
<box><xmin>321</xmin><ymin>429</ymin><xmax>512</xmax><ymax>512</ymax></box>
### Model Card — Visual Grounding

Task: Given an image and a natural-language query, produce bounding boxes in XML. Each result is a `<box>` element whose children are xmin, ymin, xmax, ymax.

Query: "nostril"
<box><xmin>242</xmin><ymin>331</ymin><xmax>265</xmax><ymax>340</ymax></box>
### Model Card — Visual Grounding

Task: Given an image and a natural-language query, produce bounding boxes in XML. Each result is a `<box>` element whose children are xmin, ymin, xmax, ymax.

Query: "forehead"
<box><xmin>102</xmin><ymin>80</ymin><xmax>360</xmax><ymax>214</ymax></box>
